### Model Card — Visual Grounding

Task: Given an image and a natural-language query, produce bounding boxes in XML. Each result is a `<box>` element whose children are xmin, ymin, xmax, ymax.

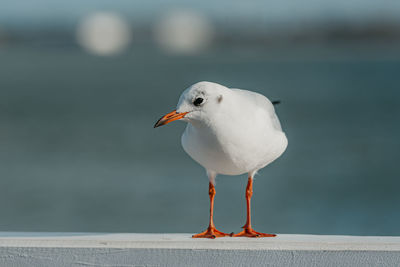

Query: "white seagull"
<box><xmin>154</xmin><ymin>81</ymin><xmax>288</xmax><ymax>238</ymax></box>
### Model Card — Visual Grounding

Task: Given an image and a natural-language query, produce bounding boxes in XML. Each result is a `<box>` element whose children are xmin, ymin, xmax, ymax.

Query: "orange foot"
<box><xmin>233</xmin><ymin>227</ymin><xmax>276</xmax><ymax>238</ymax></box>
<box><xmin>192</xmin><ymin>227</ymin><xmax>232</xmax><ymax>239</ymax></box>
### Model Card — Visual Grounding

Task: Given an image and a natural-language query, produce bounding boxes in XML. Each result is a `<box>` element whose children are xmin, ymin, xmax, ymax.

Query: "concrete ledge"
<box><xmin>0</xmin><ymin>233</ymin><xmax>399</xmax><ymax>266</ymax></box>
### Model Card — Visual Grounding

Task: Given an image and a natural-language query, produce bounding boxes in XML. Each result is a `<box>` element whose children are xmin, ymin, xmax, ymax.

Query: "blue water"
<box><xmin>0</xmin><ymin>43</ymin><xmax>399</xmax><ymax>235</ymax></box>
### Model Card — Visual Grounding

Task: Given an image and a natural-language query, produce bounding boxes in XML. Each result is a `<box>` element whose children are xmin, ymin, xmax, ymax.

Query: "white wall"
<box><xmin>0</xmin><ymin>233</ymin><xmax>399</xmax><ymax>266</ymax></box>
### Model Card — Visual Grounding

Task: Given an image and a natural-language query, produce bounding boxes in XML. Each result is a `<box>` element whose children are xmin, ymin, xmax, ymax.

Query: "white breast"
<box><xmin>181</xmin><ymin>89</ymin><xmax>287</xmax><ymax>176</ymax></box>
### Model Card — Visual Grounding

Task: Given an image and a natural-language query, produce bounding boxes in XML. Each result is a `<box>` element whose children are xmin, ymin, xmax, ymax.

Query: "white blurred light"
<box><xmin>154</xmin><ymin>9</ymin><xmax>214</xmax><ymax>54</ymax></box>
<box><xmin>77</xmin><ymin>12</ymin><xmax>132</xmax><ymax>56</ymax></box>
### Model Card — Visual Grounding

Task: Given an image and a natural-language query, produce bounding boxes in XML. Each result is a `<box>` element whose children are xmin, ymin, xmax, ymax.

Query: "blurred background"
<box><xmin>0</xmin><ymin>0</ymin><xmax>399</xmax><ymax>236</ymax></box>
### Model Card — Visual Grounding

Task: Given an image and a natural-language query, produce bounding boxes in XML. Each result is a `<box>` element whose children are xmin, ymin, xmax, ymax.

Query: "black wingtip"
<box><xmin>272</xmin><ymin>100</ymin><xmax>281</xmax><ymax>105</ymax></box>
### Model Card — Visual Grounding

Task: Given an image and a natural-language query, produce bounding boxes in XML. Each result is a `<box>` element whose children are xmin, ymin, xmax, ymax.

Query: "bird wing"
<box><xmin>231</xmin><ymin>88</ymin><xmax>283</xmax><ymax>131</ymax></box>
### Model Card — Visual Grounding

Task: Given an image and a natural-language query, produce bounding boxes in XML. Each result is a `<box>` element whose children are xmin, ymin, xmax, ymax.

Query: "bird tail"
<box><xmin>272</xmin><ymin>100</ymin><xmax>281</xmax><ymax>105</ymax></box>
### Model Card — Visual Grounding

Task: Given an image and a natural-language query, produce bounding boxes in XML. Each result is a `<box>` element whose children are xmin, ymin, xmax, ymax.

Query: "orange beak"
<box><xmin>154</xmin><ymin>110</ymin><xmax>189</xmax><ymax>128</ymax></box>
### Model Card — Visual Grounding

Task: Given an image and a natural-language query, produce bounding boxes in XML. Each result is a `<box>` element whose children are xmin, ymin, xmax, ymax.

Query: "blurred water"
<box><xmin>0</xmin><ymin>43</ymin><xmax>399</xmax><ymax>235</ymax></box>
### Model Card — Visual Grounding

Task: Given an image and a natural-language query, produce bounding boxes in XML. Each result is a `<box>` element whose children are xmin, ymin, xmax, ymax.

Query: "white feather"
<box><xmin>178</xmin><ymin>81</ymin><xmax>288</xmax><ymax>178</ymax></box>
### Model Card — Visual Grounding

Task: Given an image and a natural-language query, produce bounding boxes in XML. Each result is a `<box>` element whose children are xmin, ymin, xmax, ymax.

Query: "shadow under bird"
<box><xmin>154</xmin><ymin>81</ymin><xmax>287</xmax><ymax>238</ymax></box>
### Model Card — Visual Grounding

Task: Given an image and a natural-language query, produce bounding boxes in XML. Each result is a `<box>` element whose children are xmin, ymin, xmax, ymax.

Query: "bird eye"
<box><xmin>193</xmin><ymin>97</ymin><xmax>204</xmax><ymax>106</ymax></box>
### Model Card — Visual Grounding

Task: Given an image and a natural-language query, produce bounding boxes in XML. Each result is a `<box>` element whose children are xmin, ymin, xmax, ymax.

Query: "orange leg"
<box><xmin>233</xmin><ymin>177</ymin><xmax>276</xmax><ymax>238</ymax></box>
<box><xmin>192</xmin><ymin>182</ymin><xmax>231</xmax><ymax>239</ymax></box>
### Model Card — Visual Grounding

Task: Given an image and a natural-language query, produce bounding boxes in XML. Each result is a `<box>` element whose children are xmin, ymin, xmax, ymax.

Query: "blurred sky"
<box><xmin>1</xmin><ymin>0</ymin><xmax>400</xmax><ymax>29</ymax></box>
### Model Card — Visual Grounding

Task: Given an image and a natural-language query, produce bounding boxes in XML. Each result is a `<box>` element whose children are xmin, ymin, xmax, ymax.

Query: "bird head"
<box><xmin>154</xmin><ymin>81</ymin><xmax>227</xmax><ymax>128</ymax></box>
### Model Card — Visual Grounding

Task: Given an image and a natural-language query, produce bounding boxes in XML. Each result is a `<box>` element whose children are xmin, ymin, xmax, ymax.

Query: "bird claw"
<box><xmin>192</xmin><ymin>227</ymin><xmax>230</xmax><ymax>239</ymax></box>
<box><xmin>232</xmin><ymin>227</ymin><xmax>276</xmax><ymax>238</ymax></box>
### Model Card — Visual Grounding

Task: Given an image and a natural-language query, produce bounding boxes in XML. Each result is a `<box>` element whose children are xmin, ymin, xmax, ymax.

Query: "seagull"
<box><xmin>154</xmin><ymin>81</ymin><xmax>288</xmax><ymax>238</ymax></box>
